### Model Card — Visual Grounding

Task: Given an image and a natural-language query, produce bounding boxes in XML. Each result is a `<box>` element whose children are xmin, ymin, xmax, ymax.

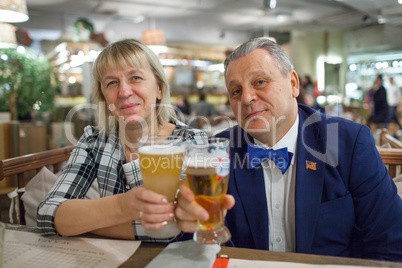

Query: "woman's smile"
<box><xmin>120</xmin><ymin>102</ymin><xmax>140</xmax><ymax>111</ymax></box>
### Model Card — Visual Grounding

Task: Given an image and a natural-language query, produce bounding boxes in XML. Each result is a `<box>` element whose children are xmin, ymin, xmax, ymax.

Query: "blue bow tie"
<box><xmin>247</xmin><ymin>144</ymin><xmax>294</xmax><ymax>174</ymax></box>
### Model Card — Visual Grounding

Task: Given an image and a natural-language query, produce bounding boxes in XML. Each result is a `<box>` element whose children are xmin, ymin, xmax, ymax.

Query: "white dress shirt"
<box><xmin>387</xmin><ymin>83</ymin><xmax>402</xmax><ymax>107</ymax></box>
<box><xmin>254</xmin><ymin>115</ymin><xmax>299</xmax><ymax>252</ymax></box>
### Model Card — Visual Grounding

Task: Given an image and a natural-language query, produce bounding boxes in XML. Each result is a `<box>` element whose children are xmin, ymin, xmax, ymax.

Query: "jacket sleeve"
<box><xmin>349</xmin><ymin>125</ymin><xmax>402</xmax><ymax>261</ymax></box>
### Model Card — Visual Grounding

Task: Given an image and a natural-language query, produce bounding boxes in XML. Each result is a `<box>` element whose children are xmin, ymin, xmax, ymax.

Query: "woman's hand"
<box><xmin>119</xmin><ymin>186</ymin><xmax>175</xmax><ymax>231</ymax></box>
<box><xmin>175</xmin><ymin>181</ymin><xmax>235</xmax><ymax>233</ymax></box>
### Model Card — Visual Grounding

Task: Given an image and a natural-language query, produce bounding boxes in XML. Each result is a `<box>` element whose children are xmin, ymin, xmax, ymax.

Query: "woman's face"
<box><xmin>100</xmin><ymin>64</ymin><xmax>162</xmax><ymax>128</ymax></box>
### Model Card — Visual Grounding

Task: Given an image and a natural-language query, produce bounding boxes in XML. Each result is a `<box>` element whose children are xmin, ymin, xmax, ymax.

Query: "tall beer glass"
<box><xmin>184</xmin><ymin>137</ymin><xmax>231</xmax><ymax>244</ymax></box>
<box><xmin>138</xmin><ymin>135</ymin><xmax>184</xmax><ymax>238</ymax></box>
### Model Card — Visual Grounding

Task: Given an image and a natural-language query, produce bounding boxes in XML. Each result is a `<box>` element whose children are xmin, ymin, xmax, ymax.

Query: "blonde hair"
<box><xmin>92</xmin><ymin>39</ymin><xmax>176</xmax><ymax>134</ymax></box>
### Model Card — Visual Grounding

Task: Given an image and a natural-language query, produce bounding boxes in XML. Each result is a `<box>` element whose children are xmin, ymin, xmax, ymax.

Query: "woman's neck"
<box><xmin>120</xmin><ymin>121</ymin><xmax>175</xmax><ymax>162</ymax></box>
<box><xmin>119</xmin><ymin>121</ymin><xmax>160</xmax><ymax>148</ymax></box>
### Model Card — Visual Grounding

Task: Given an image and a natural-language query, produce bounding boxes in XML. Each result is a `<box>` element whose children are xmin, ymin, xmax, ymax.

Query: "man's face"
<box><xmin>225</xmin><ymin>48</ymin><xmax>299</xmax><ymax>143</ymax></box>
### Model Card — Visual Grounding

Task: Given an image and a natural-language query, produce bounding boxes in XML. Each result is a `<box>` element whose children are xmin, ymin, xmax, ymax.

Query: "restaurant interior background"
<box><xmin>1</xmin><ymin>0</ymin><xmax>402</xmax><ymax>198</ymax></box>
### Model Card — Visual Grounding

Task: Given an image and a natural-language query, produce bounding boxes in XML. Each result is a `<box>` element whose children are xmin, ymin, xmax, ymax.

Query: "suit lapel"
<box><xmin>229</xmin><ymin>106</ymin><xmax>327</xmax><ymax>251</ymax></box>
<box><xmin>295</xmin><ymin>108</ymin><xmax>325</xmax><ymax>253</ymax></box>
<box><xmin>233</xmin><ymin>130</ymin><xmax>269</xmax><ymax>249</ymax></box>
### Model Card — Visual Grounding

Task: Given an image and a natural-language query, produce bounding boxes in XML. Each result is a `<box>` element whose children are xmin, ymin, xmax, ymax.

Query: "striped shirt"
<box><xmin>37</xmin><ymin>121</ymin><xmax>207</xmax><ymax>242</ymax></box>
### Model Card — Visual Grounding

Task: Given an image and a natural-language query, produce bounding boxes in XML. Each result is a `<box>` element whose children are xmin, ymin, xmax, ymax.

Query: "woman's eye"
<box><xmin>107</xmin><ymin>81</ymin><xmax>117</xmax><ymax>86</ymax></box>
<box><xmin>132</xmin><ymin>76</ymin><xmax>141</xmax><ymax>80</ymax></box>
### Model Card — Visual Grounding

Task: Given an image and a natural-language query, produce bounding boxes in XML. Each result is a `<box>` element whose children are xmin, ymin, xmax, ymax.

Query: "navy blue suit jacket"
<box><xmin>216</xmin><ymin>104</ymin><xmax>402</xmax><ymax>261</ymax></box>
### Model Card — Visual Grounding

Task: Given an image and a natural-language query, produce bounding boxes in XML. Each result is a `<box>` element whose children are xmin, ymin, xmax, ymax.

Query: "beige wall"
<box><xmin>289</xmin><ymin>30</ymin><xmax>346</xmax><ymax>97</ymax></box>
<box><xmin>290</xmin><ymin>31</ymin><xmax>317</xmax><ymax>80</ymax></box>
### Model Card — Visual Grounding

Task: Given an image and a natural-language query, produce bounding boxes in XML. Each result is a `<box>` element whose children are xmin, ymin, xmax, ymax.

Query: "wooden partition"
<box><xmin>0</xmin><ymin>146</ymin><xmax>74</xmax><ymax>224</ymax></box>
<box><xmin>378</xmin><ymin>148</ymin><xmax>402</xmax><ymax>178</ymax></box>
<box><xmin>379</xmin><ymin>129</ymin><xmax>402</xmax><ymax>149</ymax></box>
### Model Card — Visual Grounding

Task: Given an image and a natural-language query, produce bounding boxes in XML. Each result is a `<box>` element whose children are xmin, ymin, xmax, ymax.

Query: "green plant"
<box><xmin>0</xmin><ymin>47</ymin><xmax>58</xmax><ymax>120</ymax></box>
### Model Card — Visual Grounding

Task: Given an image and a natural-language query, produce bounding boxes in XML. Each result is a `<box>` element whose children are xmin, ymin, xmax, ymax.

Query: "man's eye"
<box><xmin>256</xmin><ymin>80</ymin><xmax>265</xmax><ymax>86</ymax></box>
<box><xmin>232</xmin><ymin>89</ymin><xmax>241</xmax><ymax>96</ymax></box>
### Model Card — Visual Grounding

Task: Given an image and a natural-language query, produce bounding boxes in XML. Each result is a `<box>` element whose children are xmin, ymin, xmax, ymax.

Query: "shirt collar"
<box><xmin>254</xmin><ymin>114</ymin><xmax>299</xmax><ymax>165</ymax></box>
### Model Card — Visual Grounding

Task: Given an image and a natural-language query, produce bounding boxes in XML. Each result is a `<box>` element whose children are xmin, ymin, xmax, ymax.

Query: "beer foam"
<box><xmin>139</xmin><ymin>145</ymin><xmax>184</xmax><ymax>155</ymax></box>
<box><xmin>185</xmin><ymin>157</ymin><xmax>229</xmax><ymax>168</ymax></box>
<box><xmin>185</xmin><ymin>157</ymin><xmax>230</xmax><ymax>177</ymax></box>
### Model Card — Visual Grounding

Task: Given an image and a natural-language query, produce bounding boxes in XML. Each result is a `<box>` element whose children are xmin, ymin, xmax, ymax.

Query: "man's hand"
<box><xmin>175</xmin><ymin>180</ymin><xmax>235</xmax><ymax>233</ymax></box>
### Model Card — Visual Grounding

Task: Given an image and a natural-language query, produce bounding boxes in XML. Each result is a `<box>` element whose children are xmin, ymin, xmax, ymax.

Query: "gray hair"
<box><xmin>92</xmin><ymin>39</ymin><xmax>176</xmax><ymax>134</ymax></box>
<box><xmin>224</xmin><ymin>37</ymin><xmax>294</xmax><ymax>78</ymax></box>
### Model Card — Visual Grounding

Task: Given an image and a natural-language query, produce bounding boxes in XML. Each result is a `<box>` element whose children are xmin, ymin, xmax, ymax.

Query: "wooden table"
<box><xmin>6</xmin><ymin>225</ymin><xmax>400</xmax><ymax>268</ymax></box>
<box><xmin>120</xmin><ymin>242</ymin><xmax>401</xmax><ymax>268</ymax></box>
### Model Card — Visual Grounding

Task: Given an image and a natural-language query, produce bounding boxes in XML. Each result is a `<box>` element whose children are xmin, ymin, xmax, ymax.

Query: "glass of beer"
<box><xmin>138</xmin><ymin>135</ymin><xmax>184</xmax><ymax>238</ymax></box>
<box><xmin>184</xmin><ymin>137</ymin><xmax>231</xmax><ymax>244</ymax></box>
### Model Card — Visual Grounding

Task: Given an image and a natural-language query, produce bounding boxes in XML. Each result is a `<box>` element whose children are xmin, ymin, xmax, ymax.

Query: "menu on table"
<box><xmin>3</xmin><ymin>229</ymin><xmax>140</xmax><ymax>268</ymax></box>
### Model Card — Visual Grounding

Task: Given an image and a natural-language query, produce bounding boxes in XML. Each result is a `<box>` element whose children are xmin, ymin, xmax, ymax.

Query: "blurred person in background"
<box><xmin>371</xmin><ymin>74</ymin><xmax>389</xmax><ymax>129</ymax></box>
<box><xmin>190</xmin><ymin>92</ymin><xmax>217</xmax><ymax>118</ymax></box>
<box><xmin>386</xmin><ymin>76</ymin><xmax>402</xmax><ymax>132</ymax></box>
<box><xmin>189</xmin><ymin>91</ymin><xmax>218</xmax><ymax>128</ymax></box>
<box><xmin>301</xmin><ymin>75</ymin><xmax>314</xmax><ymax>96</ymax></box>
<box><xmin>299</xmin><ymin>75</ymin><xmax>316</xmax><ymax>108</ymax></box>
<box><xmin>364</xmin><ymin>85</ymin><xmax>376</xmax><ymax>131</ymax></box>
<box><xmin>175</xmin><ymin>95</ymin><xmax>190</xmax><ymax>116</ymax></box>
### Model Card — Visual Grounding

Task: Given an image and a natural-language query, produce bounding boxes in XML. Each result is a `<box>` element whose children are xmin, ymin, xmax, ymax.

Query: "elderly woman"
<box><xmin>37</xmin><ymin>39</ymin><xmax>207</xmax><ymax>240</ymax></box>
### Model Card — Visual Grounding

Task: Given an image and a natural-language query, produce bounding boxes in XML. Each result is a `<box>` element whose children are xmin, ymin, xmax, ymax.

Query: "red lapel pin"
<box><xmin>306</xmin><ymin>160</ymin><xmax>317</xmax><ymax>171</ymax></box>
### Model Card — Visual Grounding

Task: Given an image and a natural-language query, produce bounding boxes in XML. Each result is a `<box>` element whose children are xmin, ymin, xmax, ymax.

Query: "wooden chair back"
<box><xmin>0</xmin><ymin>146</ymin><xmax>74</xmax><ymax>225</ymax></box>
<box><xmin>378</xmin><ymin>148</ymin><xmax>402</xmax><ymax>178</ymax></box>
<box><xmin>379</xmin><ymin>129</ymin><xmax>402</xmax><ymax>149</ymax></box>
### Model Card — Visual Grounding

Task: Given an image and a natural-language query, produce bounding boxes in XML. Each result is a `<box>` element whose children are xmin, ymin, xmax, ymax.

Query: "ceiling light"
<box><xmin>16</xmin><ymin>45</ymin><xmax>25</xmax><ymax>54</ymax></box>
<box><xmin>276</xmin><ymin>14</ymin><xmax>288</xmax><ymax>22</ymax></box>
<box><xmin>141</xmin><ymin>29</ymin><xmax>166</xmax><ymax>46</ymax></box>
<box><xmin>133</xmin><ymin>15</ymin><xmax>145</xmax><ymax>24</ymax></box>
<box><xmin>69</xmin><ymin>76</ymin><xmax>77</xmax><ymax>84</ymax></box>
<box><xmin>0</xmin><ymin>0</ymin><xmax>29</xmax><ymax>23</ymax></box>
<box><xmin>399</xmin><ymin>0</ymin><xmax>402</xmax><ymax>4</ymax></box>
<box><xmin>142</xmin><ymin>29</ymin><xmax>168</xmax><ymax>55</ymax></box>
<box><xmin>377</xmin><ymin>16</ymin><xmax>386</xmax><ymax>24</ymax></box>
<box><xmin>263</xmin><ymin>0</ymin><xmax>277</xmax><ymax>9</ymax></box>
<box><xmin>147</xmin><ymin>45</ymin><xmax>168</xmax><ymax>55</ymax></box>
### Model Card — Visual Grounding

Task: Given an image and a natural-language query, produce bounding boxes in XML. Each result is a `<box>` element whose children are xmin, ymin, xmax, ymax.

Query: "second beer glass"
<box><xmin>138</xmin><ymin>135</ymin><xmax>184</xmax><ymax>238</ymax></box>
<box><xmin>184</xmin><ymin>137</ymin><xmax>231</xmax><ymax>244</ymax></box>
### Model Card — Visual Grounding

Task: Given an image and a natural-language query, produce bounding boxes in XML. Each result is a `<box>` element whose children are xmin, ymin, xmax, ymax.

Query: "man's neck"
<box><xmin>251</xmin><ymin>112</ymin><xmax>298</xmax><ymax>147</ymax></box>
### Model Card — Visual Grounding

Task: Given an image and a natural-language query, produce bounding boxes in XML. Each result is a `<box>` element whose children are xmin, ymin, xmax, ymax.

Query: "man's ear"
<box><xmin>290</xmin><ymin>70</ymin><xmax>300</xmax><ymax>98</ymax></box>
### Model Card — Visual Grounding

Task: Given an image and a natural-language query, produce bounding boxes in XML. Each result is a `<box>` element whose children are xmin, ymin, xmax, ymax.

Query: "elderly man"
<box><xmin>176</xmin><ymin>37</ymin><xmax>402</xmax><ymax>261</ymax></box>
